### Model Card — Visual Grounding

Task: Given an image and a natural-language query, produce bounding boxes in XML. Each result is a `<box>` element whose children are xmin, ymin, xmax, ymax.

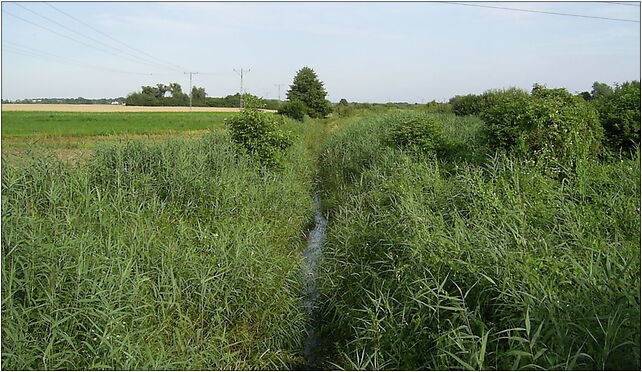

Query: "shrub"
<box><xmin>481</xmin><ymin>85</ymin><xmax>603</xmax><ymax>170</ymax></box>
<box><xmin>278</xmin><ymin>100</ymin><xmax>308</xmax><ymax>121</ymax></box>
<box><xmin>423</xmin><ymin>101</ymin><xmax>452</xmax><ymax>114</ymax></box>
<box><xmin>596</xmin><ymin>81</ymin><xmax>641</xmax><ymax>151</ymax></box>
<box><xmin>386</xmin><ymin>113</ymin><xmax>443</xmax><ymax>154</ymax></box>
<box><xmin>451</xmin><ymin>94</ymin><xmax>484</xmax><ymax>116</ymax></box>
<box><xmin>480</xmin><ymin>89</ymin><xmax>532</xmax><ymax>150</ymax></box>
<box><xmin>336</xmin><ymin>105</ymin><xmax>356</xmax><ymax>118</ymax></box>
<box><xmin>227</xmin><ymin>109</ymin><xmax>293</xmax><ymax>167</ymax></box>
<box><xmin>451</xmin><ymin>89</ymin><xmax>524</xmax><ymax>117</ymax></box>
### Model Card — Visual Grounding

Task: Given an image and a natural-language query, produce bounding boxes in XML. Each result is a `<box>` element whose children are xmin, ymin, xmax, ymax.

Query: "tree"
<box><xmin>168</xmin><ymin>83</ymin><xmax>183</xmax><ymax>98</ymax></box>
<box><xmin>284</xmin><ymin>67</ymin><xmax>332</xmax><ymax>119</ymax></box>
<box><xmin>591</xmin><ymin>81</ymin><xmax>614</xmax><ymax>100</ymax></box>
<box><xmin>596</xmin><ymin>81</ymin><xmax>640</xmax><ymax>150</ymax></box>
<box><xmin>338</xmin><ymin>98</ymin><xmax>349</xmax><ymax>106</ymax></box>
<box><xmin>141</xmin><ymin>85</ymin><xmax>163</xmax><ymax>99</ymax></box>
<box><xmin>191</xmin><ymin>86</ymin><xmax>206</xmax><ymax>101</ymax></box>
<box><xmin>578</xmin><ymin>91</ymin><xmax>592</xmax><ymax>101</ymax></box>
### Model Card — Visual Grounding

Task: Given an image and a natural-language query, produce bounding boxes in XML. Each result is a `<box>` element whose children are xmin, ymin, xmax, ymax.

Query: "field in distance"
<box><xmin>2</xmin><ymin>111</ymin><xmax>233</xmax><ymax>139</ymax></box>
<box><xmin>2</xmin><ymin>111</ymin><xmax>236</xmax><ymax>164</ymax></box>
<box><xmin>1</xmin><ymin>104</ymin><xmax>278</xmax><ymax>113</ymax></box>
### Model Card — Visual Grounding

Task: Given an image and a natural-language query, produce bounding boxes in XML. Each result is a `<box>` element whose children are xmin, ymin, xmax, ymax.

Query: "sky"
<box><xmin>1</xmin><ymin>1</ymin><xmax>640</xmax><ymax>102</ymax></box>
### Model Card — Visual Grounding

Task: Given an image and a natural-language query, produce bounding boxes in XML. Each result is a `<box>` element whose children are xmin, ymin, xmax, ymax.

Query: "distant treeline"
<box><xmin>2</xmin><ymin>97</ymin><xmax>126</xmax><ymax>104</ymax></box>
<box><xmin>333</xmin><ymin>98</ymin><xmax>453</xmax><ymax>118</ymax></box>
<box><xmin>125</xmin><ymin>83</ymin><xmax>282</xmax><ymax>110</ymax></box>
<box><xmin>125</xmin><ymin>82</ymin><xmax>446</xmax><ymax>111</ymax></box>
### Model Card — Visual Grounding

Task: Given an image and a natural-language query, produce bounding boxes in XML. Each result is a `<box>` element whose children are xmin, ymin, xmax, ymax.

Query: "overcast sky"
<box><xmin>1</xmin><ymin>1</ymin><xmax>640</xmax><ymax>102</ymax></box>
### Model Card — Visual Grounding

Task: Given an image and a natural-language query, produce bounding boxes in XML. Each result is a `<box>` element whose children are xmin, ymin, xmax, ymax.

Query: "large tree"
<box><xmin>591</xmin><ymin>81</ymin><xmax>614</xmax><ymax>100</ymax></box>
<box><xmin>284</xmin><ymin>67</ymin><xmax>331</xmax><ymax>119</ymax></box>
<box><xmin>191</xmin><ymin>86</ymin><xmax>206</xmax><ymax>101</ymax></box>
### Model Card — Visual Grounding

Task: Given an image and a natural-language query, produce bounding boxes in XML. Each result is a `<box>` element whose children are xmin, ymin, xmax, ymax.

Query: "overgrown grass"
<box><xmin>1</xmin><ymin>118</ymin><xmax>324</xmax><ymax>369</ymax></box>
<box><xmin>317</xmin><ymin>111</ymin><xmax>640</xmax><ymax>370</ymax></box>
<box><xmin>1</xmin><ymin>112</ymin><xmax>231</xmax><ymax>138</ymax></box>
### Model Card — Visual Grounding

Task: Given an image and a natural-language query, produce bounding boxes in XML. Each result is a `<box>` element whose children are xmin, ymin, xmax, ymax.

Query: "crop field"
<box><xmin>1</xmin><ymin>104</ymin><xmax>258</xmax><ymax>112</ymax></box>
<box><xmin>1</xmin><ymin>111</ymin><xmax>232</xmax><ymax>139</ymax></box>
<box><xmin>1</xmin><ymin>88</ymin><xmax>640</xmax><ymax>370</ymax></box>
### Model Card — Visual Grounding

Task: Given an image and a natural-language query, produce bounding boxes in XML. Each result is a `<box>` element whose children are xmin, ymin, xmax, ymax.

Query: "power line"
<box><xmin>4</xmin><ymin>42</ymin><xmax>156</xmax><ymax>76</ymax></box>
<box><xmin>10</xmin><ymin>3</ymin><xmax>182</xmax><ymax>72</ymax></box>
<box><xmin>3</xmin><ymin>9</ymin><xmax>170</xmax><ymax>72</ymax></box>
<box><xmin>44</xmin><ymin>2</ymin><xmax>187</xmax><ymax>72</ymax></box>
<box><xmin>440</xmin><ymin>2</ymin><xmax>640</xmax><ymax>23</ymax></box>
<box><xmin>602</xmin><ymin>1</ymin><xmax>641</xmax><ymax>7</ymax></box>
<box><xmin>3</xmin><ymin>43</ymin><xmax>156</xmax><ymax>76</ymax></box>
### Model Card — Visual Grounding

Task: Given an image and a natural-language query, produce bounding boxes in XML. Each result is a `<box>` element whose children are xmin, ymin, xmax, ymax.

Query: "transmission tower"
<box><xmin>184</xmin><ymin>72</ymin><xmax>199</xmax><ymax>108</ymax></box>
<box><xmin>234</xmin><ymin>68</ymin><xmax>250</xmax><ymax>108</ymax></box>
<box><xmin>274</xmin><ymin>83</ymin><xmax>287</xmax><ymax>102</ymax></box>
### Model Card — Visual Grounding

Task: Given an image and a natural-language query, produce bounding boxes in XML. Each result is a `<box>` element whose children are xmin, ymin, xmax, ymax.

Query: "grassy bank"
<box><xmin>317</xmin><ymin>111</ymin><xmax>640</xmax><ymax>369</ymax></box>
<box><xmin>1</xmin><ymin>117</ymin><xmax>324</xmax><ymax>369</ymax></box>
<box><xmin>1</xmin><ymin>112</ymin><xmax>231</xmax><ymax>138</ymax></box>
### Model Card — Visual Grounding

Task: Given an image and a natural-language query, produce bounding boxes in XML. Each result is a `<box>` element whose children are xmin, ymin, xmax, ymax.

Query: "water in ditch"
<box><xmin>302</xmin><ymin>190</ymin><xmax>327</xmax><ymax>369</ymax></box>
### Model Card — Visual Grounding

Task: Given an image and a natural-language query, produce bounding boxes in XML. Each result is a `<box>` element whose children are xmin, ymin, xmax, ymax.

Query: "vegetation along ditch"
<box><xmin>2</xmin><ymin>69</ymin><xmax>639</xmax><ymax>370</ymax></box>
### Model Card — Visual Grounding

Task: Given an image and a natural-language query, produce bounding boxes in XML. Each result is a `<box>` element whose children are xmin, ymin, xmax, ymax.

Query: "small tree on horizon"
<box><xmin>283</xmin><ymin>67</ymin><xmax>332</xmax><ymax>119</ymax></box>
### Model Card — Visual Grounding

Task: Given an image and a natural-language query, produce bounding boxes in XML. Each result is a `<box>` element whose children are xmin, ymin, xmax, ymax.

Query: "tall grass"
<box><xmin>317</xmin><ymin>111</ymin><xmax>640</xmax><ymax>370</ymax></box>
<box><xmin>1</xmin><ymin>118</ymin><xmax>324</xmax><ymax>369</ymax></box>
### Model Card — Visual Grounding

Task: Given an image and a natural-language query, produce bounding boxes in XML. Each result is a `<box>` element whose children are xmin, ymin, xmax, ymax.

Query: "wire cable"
<box><xmin>440</xmin><ymin>2</ymin><xmax>640</xmax><ymax>23</ymax></box>
<box><xmin>43</xmin><ymin>2</ymin><xmax>188</xmax><ymax>72</ymax></box>
<box><xmin>3</xmin><ymin>43</ymin><xmax>157</xmax><ymax>76</ymax></box>
<box><xmin>9</xmin><ymin>3</ymin><xmax>184</xmax><ymax>72</ymax></box>
<box><xmin>602</xmin><ymin>1</ymin><xmax>641</xmax><ymax>7</ymax></box>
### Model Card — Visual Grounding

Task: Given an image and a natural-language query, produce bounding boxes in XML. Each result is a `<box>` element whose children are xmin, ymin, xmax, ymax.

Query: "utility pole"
<box><xmin>184</xmin><ymin>72</ymin><xmax>199</xmax><ymax>109</ymax></box>
<box><xmin>234</xmin><ymin>68</ymin><xmax>250</xmax><ymax>108</ymax></box>
<box><xmin>274</xmin><ymin>83</ymin><xmax>287</xmax><ymax>102</ymax></box>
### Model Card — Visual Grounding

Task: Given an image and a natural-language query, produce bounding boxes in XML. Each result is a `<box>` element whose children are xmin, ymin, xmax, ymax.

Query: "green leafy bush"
<box><xmin>423</xmin><ymin>101</ymin><xmax>452</xmax><ymax>114</ymax></box>
<box><xmin>336</xmin><ymin>104</ymin><xmax>356</xmax><ymax>117</ymax></box>
<box><xmin>278</xmin><ymin>100</ymin><xmax>308</xmax><ymax>121</ymax></box>
<box><xmin>479</xmin><ymin>89</ymin><xmax>532</xmax><ymax>150</ymax></box>
<box><xmin>451</xmin><ymin>89</ymin><xmax>521</xmax><ymax>117</ymax></box>
<box><xmin>481</xmin><ymin>85</ymin><xmax>603</xmax><ymax>170</ymax></box>
<box><xmin>386</xmin><ymin>113</ymin><xmax>443</xmax><ymax>154</ymax></box>
<box><xmin>596</xmin><ymin>81</ymin><xmax>641</xmax><ymax>151</ymax></box>
<box><xmin>451</xmin><ymin>94</ymin><xmax>484</xmax><ymax>116</ymax></box>
<box><xmin>227</xmin><ymin>109</ymin><xmax>293</xmax><ymax>167</ymax></box>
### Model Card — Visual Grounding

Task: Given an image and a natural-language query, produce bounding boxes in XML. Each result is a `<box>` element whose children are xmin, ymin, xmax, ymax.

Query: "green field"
<box><xmin>1</xmin><ymin>105</ymin><xmax>639</xmax><ymax>370</ymax></box>
<box><xmin>1</xmin><ymin>111</ymin><xmax>231</xmax><ymax>138</ymax></box>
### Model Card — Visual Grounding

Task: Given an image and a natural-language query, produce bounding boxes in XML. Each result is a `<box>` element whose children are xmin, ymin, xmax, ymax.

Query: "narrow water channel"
<box><xmin>302</xmin><ymin>190</ymin><xmax>327</xmax><ymax>369</ymax></box>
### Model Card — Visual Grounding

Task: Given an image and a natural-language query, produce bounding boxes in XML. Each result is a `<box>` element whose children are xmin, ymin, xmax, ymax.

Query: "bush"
<box><xmin>423</xmin><ymin>101</ymin><xmax>452</xmax><ymax>114</ymax></box>
<box><xmin>386</xmin><ymin>113</ymin><xmax>443</xmax><ymax>154</ymax></box>
<box><xmin>596</xmin><ymin>81</ymin><xmax>641</xmax><ymax>151</ymax></box>
<box><xmin>451</xmin><ymin>89</ymin><xmax>522</xmax><ymax>117</ymax></box>
<box><xmin>481</xmin><ymin>85</ymin><xmax>603</xmax><ymax>169</ymax></box>
<box><xmin>278</xmin><ymin>100</ymin><xmax>308</xmax><ymax>121</ymax></box>
<box><xmin>451</xmin><ymin>94</ymin><xmax>484</xmax><ymax>116</ymax></box>
<box><xmin>336</xmin><ymin>105</ymin><xmax>356</xmax><ymax>118</ymax></box>
<box><xmin>227</xmin><ymin>109</ymin><xmax>293</xmax><ymax>168</ymax></box>
<box><xmin>479</xmin><ymin>89</ymin><xmax>532</xmax><ymax>150</ymax></box>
